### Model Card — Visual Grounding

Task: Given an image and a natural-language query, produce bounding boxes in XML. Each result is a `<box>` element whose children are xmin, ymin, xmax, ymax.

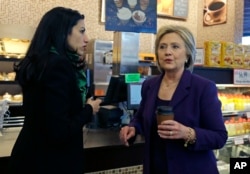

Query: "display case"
<box><xmin>0</xmin><ymin>38</ymin><xmax>29</xmax><ymax>127</ymax></box>
<box><xmin>0</xmin><ymin>57</ymin><xmax>24</xmax><ymax>128</ymax></box>
<box><xmin>216</xmin><ymin>92</ymin><xmax>250</xmax><ymax>174</ymax></box>
<box><xmin>193</xmin><ymin>66</ymin><xmax>250</xmax><ymax>174</ymax></box>
<box><xmin>215</xmin><ymin>131</ymin><xmax>250</xmax><ymax>174</ymax></box>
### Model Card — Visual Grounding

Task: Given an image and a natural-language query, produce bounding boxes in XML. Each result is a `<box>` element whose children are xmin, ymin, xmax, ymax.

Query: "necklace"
<box><xmin>165</xmin><ymin>83</ymin><xmax>177</xmax><ymax>88</ymax></box>
<box><xmin>162</xmin><ymin>74</ymin><xmax>181</xmax><ymax>88</ymax></box>
<box><xmin>163</xmin><ymin>80</ymin><xmax>179</xmax><ymax>88</ymax></box>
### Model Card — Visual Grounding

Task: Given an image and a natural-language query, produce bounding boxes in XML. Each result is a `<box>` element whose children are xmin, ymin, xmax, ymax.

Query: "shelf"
<box><xmin>225</xmin><ymin>134</ymin><xmax>250</xmax><ymax>146</ymax></box>
<box><xmin>217</xmin><ymin>84</ymin><xmax>250</xmax><ymax>88</ymax></box>
<box><xmin>3</xmin><ymin>116</ymin><xmax>24</xmax><ymax>128</ymax></box>
<box><xmin>152</xmin><ymin>66</ymin><xmax>236</xmax><ymax>84</ymax></box>
<box><xmin>193</xmin><ymin>66</ymin><xmax>234</xmax><ymax>84</ymax></box>
<box><xmin>0</xmin><ymin>81</ymin><xmax>18</xmax><ymax>85</ymax></box>
<box><xmin>8</xmin><ymin>102</ymin><xmax>22</xmax><ymax>107</ymax></box>
<box><xmin>0</xmin><ymin>57</ymin><xmax>21</xmax><ymax>62</ymax></box>
<box><xmin>222</xmin><ymin>110</ymin><xmax>250</xmax><ymax>116</ymax></box>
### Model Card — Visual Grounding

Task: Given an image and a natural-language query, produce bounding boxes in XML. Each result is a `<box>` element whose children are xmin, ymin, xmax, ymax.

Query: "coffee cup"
<box><xmin>128</xmin><ymin>0</ymin><xmax>137</xmax><ymax>9</ymax></box>
<box><xmin>206</xmin><ymin>0</ymin><xmax>226</xmax><ymax>21</ymax></box>
<box><xmin>139</xmin><ymin>0</ymin><xmax>149</xmax><ymax>11</ymax></box>
<box><xmin>117</xmin><ymin>7</ymin><xmax>132</xmax><ymax>25</ymax></box>
<box><xmin>156</xmin><ymin>106</ymin><xmax>174</xmax><ymax>125</ymax></box>
<box><xmin>114</xmin><ymin>0</ymin><xmax>123</xmax><ymax>8</ymax></box>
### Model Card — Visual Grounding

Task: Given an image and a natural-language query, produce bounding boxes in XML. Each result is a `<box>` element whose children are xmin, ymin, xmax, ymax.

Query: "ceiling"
<box><xmin>244</xmin><ymin>0</ymin><xmax>250</xmax><ymax>36</ymax></box>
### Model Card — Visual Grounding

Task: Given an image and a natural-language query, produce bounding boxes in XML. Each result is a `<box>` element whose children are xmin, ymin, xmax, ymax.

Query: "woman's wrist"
<box><xmin>184</xmin><ymin>127</ymin><xmax>196</xmax><ymax>147</ymax></box>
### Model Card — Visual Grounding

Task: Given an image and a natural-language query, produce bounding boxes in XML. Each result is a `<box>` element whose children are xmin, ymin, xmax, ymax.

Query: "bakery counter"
<box><xmin>0</xmin><ymin>127</ymin><xmax>22</xmax><ymax>157</ymax></box>
<box><xmin>0</xmin><ymin>126</ymin><xmax>145</xmax><ymax>173</ymax></box>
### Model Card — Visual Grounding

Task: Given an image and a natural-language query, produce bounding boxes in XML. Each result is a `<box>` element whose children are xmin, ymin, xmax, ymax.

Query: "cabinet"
<box><xmin>0</xmin><ymin>56</ymin><xmax>24</xmax><ymax>127</ymax></box>
<box><xmin>193</xmin><ymin>66</ymin><xmax>250</xmax><ymax>174</ymax></box>
<box><xmin>215</xmin><ymin>132</ymin><xmax>250</xmax><ymax>174</ymax></box>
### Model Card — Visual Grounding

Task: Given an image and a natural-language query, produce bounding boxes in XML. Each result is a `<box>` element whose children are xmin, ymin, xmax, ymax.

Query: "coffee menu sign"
<box><xmin>157</xmin><ymin>0</ymin><xmax>188</xmax><ymax>19</ymax></box>
<box><xmin>203</xmin><ymin>0</ymin><xmax>227</xmax><ymax>26</ymax></box>
<box><xmin>105</xmin><ymin>0</ymin><xmax>157</xmax><ymax>33</ymax></box>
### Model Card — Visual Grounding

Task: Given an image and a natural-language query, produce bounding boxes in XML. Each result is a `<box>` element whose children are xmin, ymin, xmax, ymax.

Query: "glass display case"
<box><xmin>215</xmin><ymin>132</ymin><xmax>250</xmax><ymax>174</ymax></box>
<box><xmin>0</xmin><ymin>57</ymin><xmax>24</xmax><ymax>128</ymax></box>
<box><xmin>220</xmin><ymin>85</ymin><xmax>250</xmax><ymax>174</ymax></box>
<box><xmin>193</xmin><ymin>67</ymin><xmax>250</xmax><ymax>174</ymax></box>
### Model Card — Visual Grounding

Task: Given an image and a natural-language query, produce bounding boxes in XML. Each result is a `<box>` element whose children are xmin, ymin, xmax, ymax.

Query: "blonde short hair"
<box><xmin>154</xmin><ymin>25</ymin><xmax>196</xmax><ymax>72</ymax></box>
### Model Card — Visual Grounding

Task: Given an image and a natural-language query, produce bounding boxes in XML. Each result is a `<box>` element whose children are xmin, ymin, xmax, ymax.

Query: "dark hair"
<box><xmin>14</xmin><ymin>7</ymin><xmax>84</xmax><ymax>86</ymax></box>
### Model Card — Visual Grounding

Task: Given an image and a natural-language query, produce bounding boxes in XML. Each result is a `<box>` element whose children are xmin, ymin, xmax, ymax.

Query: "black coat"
<box><xmin>8</xmin><ymin>53</ymin><xmax>93</xmax><ymax>174</ymax></box>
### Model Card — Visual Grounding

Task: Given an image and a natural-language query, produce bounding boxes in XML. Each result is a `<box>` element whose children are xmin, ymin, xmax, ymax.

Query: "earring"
<box><xmin>185</xmin><ymin>59</ymin><xmax>188</xmax><ymax>63</ymax></box>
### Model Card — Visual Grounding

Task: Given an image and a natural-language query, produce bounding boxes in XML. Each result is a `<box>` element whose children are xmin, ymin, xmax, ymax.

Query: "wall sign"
<box><xmin>203</xmin><ymin>0</ymin><xmax>227</xmax><ymax>26</ymax></box>
<box><xmin>233</xmin><ymin>69</ymin><xmax>250</xmax><ymax>85</ymax></box>
<box><xmin>105</xmin><ymin>0</ymin><xmax>157</xmax><ymax>33</ymax></box>
<box><xmin>195</xmin><ymin>48</ymin><xmax>204</xmax><ymax>65</ymax></box>
<box><xmin>157</xmin><ymin>0</ymin><xmax>188</xmax><ymax>19</ymax></box>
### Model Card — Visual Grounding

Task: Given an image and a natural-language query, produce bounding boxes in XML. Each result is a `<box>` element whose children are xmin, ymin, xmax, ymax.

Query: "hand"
<box><xmin>86</xmin><ymin>97</ymin><xmax>102</xmax><ymax>115</ymax></box>
<box><xmin>119</xmin><ymin>126</ymin><xmax>136</xmax><ymax>147</ymax></box>
<box><xmin>157</xmin><ymin>120</ymin><xmax>189</xmax><ymax>140</ymax></box>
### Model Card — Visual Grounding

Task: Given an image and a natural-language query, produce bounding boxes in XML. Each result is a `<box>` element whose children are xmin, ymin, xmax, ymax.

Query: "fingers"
<box><xmin>95</xmin><ymin>98</ymin><xmax>102</xmax><ymax>104</ymax></box>
<box><xmin>86</xmin><ymin>97</ymin><xmax>102</xmax><ymax>114</ymax></box>
<box><xmin>158</xmin><ymin>121</ymin><xmax>189</xmax><ymax>140</ymax></box>
<box><xmin>158</xmin><ymin>130</ymin><xmax>176</xmax><ymax>139</ymax></box>
<box><xmin>158</xmin><ymin>121</ymin><xmax>183</xmax><ymax>139</ymax></box>
<box><xmin>160</xmin><ymin>119</ymin><xmax>175</xmax><ymax>125</ymax></box>
<box><xmin>119</xmin><ymin>129</ymin><xmax>128</xmax><ymax>145</ymax></box>
<box><xmin>119</xmin><ymin>126</ymin><xmax>135</xmax><ymax>146</ymax></box>
<box><xmin>169</xmin><ymin>130</ymin><xmax>173</xmax><ymax>136</ymax></box>
<box><xmin>119</xmin><ymin>127</ymin><xmax>128</xmax><ymax>140</ymax></box>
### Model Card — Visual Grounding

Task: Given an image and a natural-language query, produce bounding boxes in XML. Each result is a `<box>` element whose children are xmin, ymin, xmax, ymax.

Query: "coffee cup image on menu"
<box><xmin>204</xmin><ymin>0</ymin><xmax>227</xmax><ymax>24</ymax></box>
<box><xmin>117</xmin><ymin>7</ymin><xmax>132</xmax><ymax>25</ymax></box>
<box><xmin>114</xmin><ymin>0</ymin><xmax>123</xmax><ymax>8</ymax></box>
<box><xmin>132</xmin><ymin>10</ymin><xmax>146</xmax><ymax>25</ymax></box>
<box><xmin>128</xmin><ymin>0</ymin><xmax>137</xmax><ymax>9</ymax></box>
<box><xmin>140</xmin><ymin>0</ymin><xmax>149</xmax><ymax>11</ymax></box>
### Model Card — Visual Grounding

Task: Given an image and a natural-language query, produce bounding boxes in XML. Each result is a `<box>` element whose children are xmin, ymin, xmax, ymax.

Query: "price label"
<box><xmin>233</xmin><ymin>69</ymin><xmax>250</xmax><ymax>85</ymax></box>
<box><xmin>195</xmin><ymin>48</ymin><xmax>204</xmax><ymax>65</ymax></box>
<box><xmin>234</xmin><ymin>137</ymin><xmax>244</xmax><ymax>145</ymax></box>
<box><xmin>246</xmin><ymin>112</ymin><xmax>250</xmax><ymax>118</ymax></box>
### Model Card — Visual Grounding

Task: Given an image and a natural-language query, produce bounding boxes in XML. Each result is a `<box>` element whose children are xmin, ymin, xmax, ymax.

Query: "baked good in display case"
<box><xmin>0</xmin><ymin>92</ymin><xmax>23</xmax><ymax>104</ymax></box>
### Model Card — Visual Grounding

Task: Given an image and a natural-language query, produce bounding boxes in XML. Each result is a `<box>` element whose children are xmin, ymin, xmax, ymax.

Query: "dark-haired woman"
<box><xmin>8</xmin><ymin>7</ymin><xmax>101</xmax><ymax>174</ymax></box>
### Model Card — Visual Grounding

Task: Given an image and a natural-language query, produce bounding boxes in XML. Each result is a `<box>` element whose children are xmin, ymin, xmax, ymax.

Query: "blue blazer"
<box><xmin>129</xmin><ymin>70</ymin><xmax>228</xmax><ymax>174</ymax></box>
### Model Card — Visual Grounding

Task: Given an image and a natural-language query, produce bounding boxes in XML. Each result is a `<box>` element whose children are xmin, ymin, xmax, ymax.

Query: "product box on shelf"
<box><xmin>233</xmin><ymin>44</ymin><xmax>244</xmax><ymax>68</ymax></box>
<box><xmin>204</xmin><ymin>41</ymin><xmax>221</xmax><ymax>67</ymax></box>
<box><xmin>221</xmin><ymin>41</ymin><xmax>234</xmax><ymax>68</ymax></box>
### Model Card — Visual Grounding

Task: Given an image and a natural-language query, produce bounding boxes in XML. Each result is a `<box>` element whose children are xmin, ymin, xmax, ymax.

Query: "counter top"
<box><xmin>0</xmin><ymin>127</ymin><xmax>21</xmax><ymax>157</ymax></box>
<box><xmin>0</xmin><ymin>126</ymin><xmax>144</xmax><ymax>158</ymax></box>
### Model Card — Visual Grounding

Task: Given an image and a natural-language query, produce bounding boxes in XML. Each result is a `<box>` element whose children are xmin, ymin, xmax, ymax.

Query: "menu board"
<box><xmin>105</xmin><ymin>0</ymin><xmax>157</xmax><ymax>33</ymax></box>
<box><xmin>173</xmin><ymin>0</ymin><xmax>188</xmax><ymax>18</ymax></box>
<box><xmin>157</xmin><ymin>0</ymin><xmax>188</xmax><ymax>19</ymax></box>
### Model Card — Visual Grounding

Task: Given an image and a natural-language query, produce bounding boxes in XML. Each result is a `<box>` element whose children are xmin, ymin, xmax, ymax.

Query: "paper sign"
<box><xmin>233</xmin><ymin>69</ymin><xmax>250</xmax><ymax>85</ymax></box>
<box><xmin>125</xmin><ymin>73</ymin><xmax>140</xmax><ymax>83</ymax></box>
<box><xmin>234</xmin><ymin>137</ymin><xmax>244</xmax><ymax>145</ymax></box>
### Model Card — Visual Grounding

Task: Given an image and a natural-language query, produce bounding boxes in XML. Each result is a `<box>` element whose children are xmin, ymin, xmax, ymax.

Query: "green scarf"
<box><xmin>50</xmin><ymin>47</ymin><xmax>87</xmax><ymax>104</ymax></box>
